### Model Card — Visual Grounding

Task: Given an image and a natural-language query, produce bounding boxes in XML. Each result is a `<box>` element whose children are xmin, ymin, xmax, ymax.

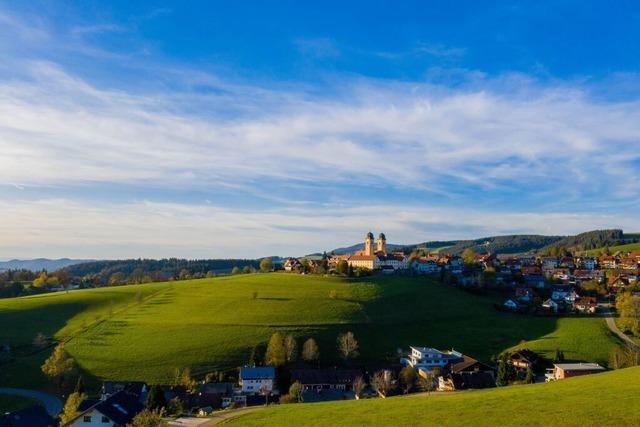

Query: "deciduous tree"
<box><xmin>301</xmin><ymin>338</ymin><xmax>319</xmax><ymax>363</ymax></box>
<box><xmin>265</xmin><ymin>332</ymin><xmax>286</xmax><ymax>367</ymax></box>
<box><xmin>284</xmin><ymin>335</ymin><xmax>298</xmax><ymax>363</ymax></box>
<box><xmin>259</xmin><ymin>258</ymin><xmax>273</xmax><ymax>273</ymax></box>
<box><xmin>337</xmin><ymin>331</ymin><xmax>359</xmax><ymax>360</ymax></box>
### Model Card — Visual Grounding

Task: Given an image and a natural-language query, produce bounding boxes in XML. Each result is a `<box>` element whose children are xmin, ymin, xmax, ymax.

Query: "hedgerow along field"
<box><xmin>0</xmin><ymin>273</ymin><xmax>621</xmax><ymax>388</ymax></box>
<box><xmin>228</xmin><ymin>366</ymin><xmax>640</xmax><ymax>427</ymax></box>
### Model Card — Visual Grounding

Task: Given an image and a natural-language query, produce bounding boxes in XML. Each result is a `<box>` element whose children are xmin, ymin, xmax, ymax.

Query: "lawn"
<box><xmin>584</xmin><ymin>241</ymin><xmax>640</xmax><ymax>255</ymax></box>
<box><xmin>0</xmin><ymin>274</ymin><xmax>622</xmax><ymax>389</ymax></box>
<box><xmin>228</xmin><ymin>366</ymin><xmax>640</xmax><ymax>427</ymax></box>
<box><xmin>0</xmin><ymin>394</ymin><xmax>39</xmax><ymax>413</ymax></box>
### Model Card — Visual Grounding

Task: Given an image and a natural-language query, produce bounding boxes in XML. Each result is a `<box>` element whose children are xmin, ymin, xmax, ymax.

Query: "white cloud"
<box><xmin>0</xmin><ymin>198</ymin><xmax>638</xmax><ymax>259</ymax></box>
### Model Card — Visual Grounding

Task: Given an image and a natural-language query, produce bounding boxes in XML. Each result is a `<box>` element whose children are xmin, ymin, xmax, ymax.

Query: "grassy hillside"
<box><xmin>0</xmin><ymin>274</ymin><xmax>621</xmax><ymax>388</ymax></box>
<box><xmin>584</xmin><ymin>241</ymin><xmax>640</xmax><ymax>256</ymax></box>
<box><xmin>229</xmin><ymin>367</ymin><xmax>640</xmax><ymax>427</ymax></box>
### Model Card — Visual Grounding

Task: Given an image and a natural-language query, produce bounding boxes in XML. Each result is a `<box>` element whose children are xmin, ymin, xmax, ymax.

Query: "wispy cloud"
<box><xmin>294</xmin><ymin>37</ymin><xmax>341</xmax><ymax>59</ymax></box>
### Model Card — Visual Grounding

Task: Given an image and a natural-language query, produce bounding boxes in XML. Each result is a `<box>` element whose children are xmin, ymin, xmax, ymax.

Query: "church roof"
<box><xmin>366</xmin><ymin>231</ymin><xmax>374</xmax><ymax>239</ymax></box>
<box><xmin>378</xmin><ymin>232</ymin><xmax>386</xmax><ymax>240</ymax></box>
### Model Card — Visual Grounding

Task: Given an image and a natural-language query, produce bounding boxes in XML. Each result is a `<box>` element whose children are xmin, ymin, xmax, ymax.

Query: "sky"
<box><xmin>1</xmin><ymin>1</ymin><xmax>640</xmax><ymax>259</ymax></box>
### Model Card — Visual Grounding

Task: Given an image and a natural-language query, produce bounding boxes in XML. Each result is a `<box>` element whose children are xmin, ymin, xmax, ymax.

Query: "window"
<box><xmin>83</xmin><ymin>415</ymin><xmax>92</xmax><ymax>422</ymax></box>
<box><xmin>102</xmin><ymin>415</ymin><xmax>110</xmax><ymax>423</ymax></box>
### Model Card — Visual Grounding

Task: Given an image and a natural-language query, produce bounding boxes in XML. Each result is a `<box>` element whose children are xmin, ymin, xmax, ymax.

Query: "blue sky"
<box><xmin>1</xmin><ymin>1</ymin><xmax>640</xmax><ymax>259</ymax></box>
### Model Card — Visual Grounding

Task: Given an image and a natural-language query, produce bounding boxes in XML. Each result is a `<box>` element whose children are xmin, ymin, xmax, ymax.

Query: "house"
<box><xmin>64</xmin><ymin>391</ymin><xmax>144</xmax><ymax>427</ymax></box>
<box><xmin>283</xmin><ymin>258</ymin><xmax>301</xmax><ymax>272</ymax></box>
<box><xmin>551</xmin><ymin>285</ymin><xmax>573</xmax><ymax>301</ymax></box>
<box><xmin>438</xmin><ymin>372</ymin><xmax>496</xmax><ymax>391</ymax></box>
<box><xmin>101</xmin><ymin>381</ymin><xmax>147</xmax><ymax>403</ymax></box>
<box><xmin>515</xmin><ymin>287</ymin><xmax>535</xmax><ymax>303</ymax></box>
<box><xmin>239</xmin><ymin>367</ymin><xmax>275</xmax><ymax>393</ymax></box>
<box><xmin>510</xmin><ymin>349</ymin><xmax>540</xmax><ymax>371</ymax></box>
<box><xmin>290</xmin><ymin>368</ymin><xmax>362</xmax><ymax>391</ymax></box>
<box><xmin>577</xmin><ymin>257</ymin><xmax>596</xmax><ymax>270</ymax></box>
<box><xmin>608</xmin><ymin>275</ymin><xmax>629</xmax><ymax>290</ymax></box>
<box><xmin>599</xmin><ymin>256</ymin><xmax>618</xmax><ymax>269</ymax></box>
<box><xmin>405</xmin><ymin>346</ymin><xmax>463</xmax><ymax>370</ymax></box>
<box><xmin>540</xmin><ymin>257</ymin><xmax>558</xmax><ymax>270</ymax></box>
<box><xmin>552</xmin><ymin>269</ymin><xmax>571</xmax><ymax>281</ymax></box>
<box><xmin>521</xmin><ymin>265</ymin><xmax>542</xmax><ymax>275</ymax></box>
<box><xmin>559</xmin><ymin>256</ymin><xmax>576</xmax><ymax>269</ymax></box>
<box><xmin>412</xmin><ymin>259</ymin><xmax>440</xmax><ymax>274</ymax></box>
<box><xmin>542</xmin><ymin>298</ymin><xmax>559</xmax><ymax>313</ymax></box>
<box><xmin>523</xmin><ymin>273</ymin><xmax>546</xmax><ymax>289</ymax></box>
<box><xmin>445</xmin><ymin>256</ymin><xmax>463</xmax><ymax>274</ymax></box>
<box><xmin>545</xmin><ymin>363</ymin><xmax>605</xmax><ymax>381</ymax></box>
<box><xmin>574</xmin><ymin>296</ymin><xmax>597</xmax><ymax>314</ymax></box>
<box><xmin>197</xmin><ymin>382</ymin><xmax>235</xmax><ymax>409</ymax></box>
<box><xmin>0</xmin><ymin>405</ymin><xmax>57</xmax><ymax>427</ymax></box>
<box><xmin>518</xmin><ymin>256</ymin><xmax>537</xmax><ymax>266</ymax></box>
<box><xmin>503</xmin><ymin>298</ymin><xmax>519</xmax><ymax>310</ymax></box>
<box><xmin>620</xmin><ymin>257</ymin><xmax>639</xmax><ymax>270</ymax></box>
<box><xmin>446</xmin><ymin>354</ymin><xmax>494</xmax><ymax>375</ymax></box>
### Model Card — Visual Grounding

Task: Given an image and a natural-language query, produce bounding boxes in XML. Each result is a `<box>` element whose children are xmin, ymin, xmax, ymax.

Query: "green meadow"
<box><xmin>0</xmin><ymin>274</ymin><xmax>622</xmax><ymax>388</ymax></box>
<box><xmin>228</xmin><ymin>366</ymin><xmax>640</xmax><ymax>427</ymax></box>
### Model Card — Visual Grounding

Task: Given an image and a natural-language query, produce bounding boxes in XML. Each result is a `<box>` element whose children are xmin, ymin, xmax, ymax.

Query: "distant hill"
<box><xmin>0</xmin><ymin>258</ymin><xmax>92</xmax><ymax>272</ymax></box>
<box><xmin>331</xmin><ymin>235</ymin><xmax>562</xmax><ymax>256</ymax></box>
<box><xmin>540</xmin><ymin>229</ymin><xmax>638</xmax><ymax>253</ymax></box>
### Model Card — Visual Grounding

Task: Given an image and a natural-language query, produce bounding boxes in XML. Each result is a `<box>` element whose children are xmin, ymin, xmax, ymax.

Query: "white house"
<box><xmin>239</xmin><ymin>367</ymin><xmax>275</xmax><ymax>393</ymax></box>
<box><xmin>578</xmin><ymin>257</ymin><xmax>596</xmax><ymax>270</ymax></box>
<box><xmin>405</xmin><ymin>346</ymin><xmax>463</xmax><ymax>370</ymax></box>
<box><xmin>542</xmin><ymin>298</ymin><xmax>559</xmax><ymax>313</ymax></box>
<box><xmin>503</xmin><ymin>299</ymin><xmax>519</xmax><ymax>310</ymax></box>
<box><xmin>64</xmin><ymin>391</ymin><xmax>144</xmax><ymax>427</ymax></box>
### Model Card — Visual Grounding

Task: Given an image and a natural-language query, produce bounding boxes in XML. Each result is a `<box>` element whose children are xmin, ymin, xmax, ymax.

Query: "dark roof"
<box><xmin>449</xmin><ymin>372</ymin><xmax>496</xmax><ymax>389</ymax></box>
<box><xmin>366</xmin><ymin>231</ymin><xmax>374</xmax><ymax>239</ymax></box>
<box><xmin>198</xmin><ymin>382</ymin><xmax>234</xmax><ymax>395</ymax></box>
<box><xmin>290</xmin><ymin>369</ymin><xmax>362</xmax><ymax>385</ymax></box>
<box><xmin>77</xmin><ymin>391</ymin><xmax>144</xmax><ymax>427</ymax></box>
<box><xmin>0</xmin><ymin>405</ymin><xmax>57</xmax><ymax>427</ymax></box>
<box><xmin>239</xmin><ymin>367</ymin><xmax>275</xmax><ymax>380</ymax></box>
<box><xmin>448</xmin><ymin>355</ymin><xmax>494</xmax><ymax>374</ymax></box>
<box><xmin>378</xmin><ymin>233</ymin><xmax>386</xmax><ymax>240</ymax></box>
<box><xmin>511</xmin><ymin>349</ymin><xmax>540</xmax><ymax>364</ymax></box>
<box><xmin>78</xmin><ymin>399</ymin><xmax>100</xmax><ymax>412</ymax></box>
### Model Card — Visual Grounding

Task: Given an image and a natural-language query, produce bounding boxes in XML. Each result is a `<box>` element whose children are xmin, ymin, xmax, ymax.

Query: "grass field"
<box><xmin>0</xmin><ymin>274</ymin><xmax>622</xmax><ymax>389</ymax></box>
<box><xmin>0</xmin><ymin>394</ymin><xmax>39</xmax><ymax>413</ymax></box>
<box><xmin>583</xmin><ymin>241</ymin><xmax>640</xmax><ymax>255</ymax></box>
<box><xmin>227</xmin><ymin>366</ymin><xmax>640</xmax><ymax>427</ymax></box>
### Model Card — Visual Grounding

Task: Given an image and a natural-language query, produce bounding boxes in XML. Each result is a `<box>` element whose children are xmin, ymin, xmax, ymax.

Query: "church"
<box><xmin>346</xmin><ymin>232</ymin><xmax>408</xmax><ymax>271</ymax></box>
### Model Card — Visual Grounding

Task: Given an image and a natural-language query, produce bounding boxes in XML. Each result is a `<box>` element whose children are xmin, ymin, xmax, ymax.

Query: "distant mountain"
<box><xmin>0</xmin><ymin>258</ymin><xmax>93</xmax><ymax>271</ymax></box>
<box><xmin>539</xmin><ymin>229</ymin><xmax>637</xmax><ymax>253</ymax></box>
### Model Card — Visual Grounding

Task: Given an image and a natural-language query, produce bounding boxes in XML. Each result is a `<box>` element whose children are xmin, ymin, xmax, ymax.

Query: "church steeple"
<box><xmin>376</xmin><ymin>232</ymin><xmax>386</xmax><ymax>254</ymax></box>
<box><xmin>364</xmin><ymin>231</ymin><xmax>374</xmax><ymax>256</ymax></box>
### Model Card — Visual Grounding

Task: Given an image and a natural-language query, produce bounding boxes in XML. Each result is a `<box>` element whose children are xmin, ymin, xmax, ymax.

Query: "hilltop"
<box><xmin>0</xmin><ymin>258</ymin><xmax>92</xmax><ymax>272</ymax></box>
<box><xmin>0</xmin><ymin>274</ymin><xmax>619</xmax><ymax>389</ymax></box>
<box><xmin>228</xmin><ymin>366</ymin><xmax>640</xmax><ymax>426</ymax></box>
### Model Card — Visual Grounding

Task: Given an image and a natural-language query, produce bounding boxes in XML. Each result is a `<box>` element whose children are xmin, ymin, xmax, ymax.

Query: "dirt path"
<box><xmin>0</xmin><ymin>387</ymin><xmax>62</xmax><ymax>416</ymax></box>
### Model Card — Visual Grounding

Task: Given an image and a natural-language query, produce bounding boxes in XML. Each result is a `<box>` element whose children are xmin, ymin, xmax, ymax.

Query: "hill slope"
<box><xmin>0</xmin><ymin>274</ymin><xmax>621</xmax><ymax>388</ymax></box>
<box><xmin>229</xmin><ymin>367</ymin><xmax>640</xmax><ymax>427</ymax></box>
<box><xmin>0</xmin><ymin>258</ymin><xmax>91</xmax><ymax>272</ymax></box>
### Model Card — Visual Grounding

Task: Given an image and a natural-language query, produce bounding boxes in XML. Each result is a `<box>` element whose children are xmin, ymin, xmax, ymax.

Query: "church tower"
<box><xmin>364</xmin><ymin>231</ymin><xmax>374</xmax><ymax>256</ymax></box>
<box><xmin>376</xmin><ymin>232</ymin><xmax>387</xmax><ymax>254</ymax></box>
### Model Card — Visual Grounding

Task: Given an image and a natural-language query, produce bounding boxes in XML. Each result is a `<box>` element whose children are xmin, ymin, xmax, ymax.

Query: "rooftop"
<box><xmin>554</xmin><ymin>363</ymin><xmax>605</xmax><ymax>371</ymax></box>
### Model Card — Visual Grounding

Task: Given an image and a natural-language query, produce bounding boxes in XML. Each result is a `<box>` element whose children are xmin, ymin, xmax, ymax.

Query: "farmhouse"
<box><xmin>404</xmin><ymin>346</ymin><xmax>463</xmax><ymax>370</ymax></box>
<box><xmin>239</xmin><ymin>366</ymin><xmax>276</xmax><ymax>393</ymax></box>
<box><xmin>510</xmin><ymin>349</ymin><xmax>540</xmax><ymax>371</ymax></box>
<box><xmin>412</xmin><ymin>258</ymin><xmax>440</xmax><ymax>274</ymax></box>
<box><xmin>545</xmin><ymin>363</ymin><xmax>605</xmax><ymax>381</ymax></box>
<box><xmin>574</xmin><ymin>296</ymin><xmax>597</xmax><ymax>314</ymax></box>
<box><xmin>64</xmin><ymin>391</ymin><xmax>144</xmax><ymax>427</ymax></box>
<box><xmin>290</xmin><ymin>368</ymin><xmax>362</xmax><ymax>391</ymax></box>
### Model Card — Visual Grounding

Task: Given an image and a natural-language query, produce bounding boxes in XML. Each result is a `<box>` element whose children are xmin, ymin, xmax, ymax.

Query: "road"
<box><xmin>603</xmin><ymin>311</ymin><xmax>640</xmax><ymax>352</ymax></box>
<box><xmin>0</xmin><ymin>387</ymin><xmax>63</xmax><ymax>416</ymax></box>
<box><xmin>168</xmin><ymin>408</ymin><xmax>258</xmax><ymax>426</ymax></box>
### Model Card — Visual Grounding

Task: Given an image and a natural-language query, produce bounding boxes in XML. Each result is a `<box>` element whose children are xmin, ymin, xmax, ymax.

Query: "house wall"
<box><xmin>555</xmin><ymin>368</ymin><xmax>602</xmax><ymax>380</ymax></box>
<box><xmin>240</xmin><ymin>378</ymin><xmax>273</xmax><ymax>393</ymax></box>
<box><xmin>67</xmin><ymin>408</ymin><xmax>115</xmax><ymax>427</ymax></box>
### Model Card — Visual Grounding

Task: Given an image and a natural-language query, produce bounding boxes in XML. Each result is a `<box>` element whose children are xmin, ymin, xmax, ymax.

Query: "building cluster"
<box><xmin>494</xmin><ymin>250</ymin><xmax>640</xmax><ymax>313</ymax></box>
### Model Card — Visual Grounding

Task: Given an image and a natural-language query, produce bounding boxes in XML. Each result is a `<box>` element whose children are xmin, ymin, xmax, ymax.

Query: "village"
<box><xmin>12</xmin><ymin>232</ymin><xmax>637</xmax><ymax>426</ymax></box>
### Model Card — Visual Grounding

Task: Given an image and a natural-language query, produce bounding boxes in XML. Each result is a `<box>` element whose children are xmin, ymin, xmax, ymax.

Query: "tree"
<box><xmin>165</xmin><ymin>397</ymin><xmax>183</xmax><ymax>416</ymax></box>
<box><xmin>231</xmin><ymin>266</ymin><xmax>241</xmax><ymax>275</ymax></box>
<box><xmin>352</xmin><ymin>375</ymin><xmax>366</xmax><ymax>399</ymax></box>
<box><xmin>59</xmin><ymin>391</ymin><xmax>87</xmax><ymax>425</ymax></box>
<box><xmin>398</xmin><ymin>366</ymin><xmax>417</xmax><ymax>393</ymax></box>
<box><xmin>145</xmin><ymin>385</ymin><xmax>166</xmax><ymax>410</ymax></box>
<box><xmin>259</xmin><ymin>258</ymin><xmax>273</xmax><ymax>273</ymax></box>
<box><xmin>524</xmin><ymin>366</ymin><xmax>535</xmax><ymax>384</ymax></box>
<box><xmin>284</xmin><ymin>335</ymin><xmax>298</xmax><ymax>363</ymax></box>
<box><xmin>462</xmin><ymin>248</ymin><xmax>477</xmax><ymax>265</ymax></box>
<box><xmin>41</xmin><ymin>344</ymin><xmax>76</xmax><ymax>388</ymax></box>
<box><xmin>242</xmin><ymin>265</ymin><xmax>253</xmax><ymax>274</ymax></box>
<box><xmin>74</xmin><ymin>376</ymin><xmax>85</xmax><ymax>394</ymax></box>
<box><xmin>109</xmin><ymin>272</ymin><xmax>125</xmax><ymax>286</ymax></box>
<box><xmin>127</xmin><ymin>409</ymin><xmax>166</xmax><ymax>427</ymax></box>
<box><xmin>336</xmin><ymin>260</ymin><xmax>349</xmax><ymax>275</ymax></box>
<box><xmin>495</xmin><ymin>353</ymin><xmax>515</xmax><ymax>386</ymax></box>
<box><xmin>252</xmin><ymin>291</ymin><xmax>258</xmax><ymax>299</ymax></box>
<box><xmin>33</xmin><ymin>272</ymin><xmax>48</xmax><ymax>288</ymax></box>
<box><xmin>265</xmin><ymin>332</ymin><xmax>286</xmax><ymax>367</ymax></box>
<box><xmin>301</xmin><ymin>338</ymin><xmax>319</xmax><ymax>363</ymax></box>
<box><xmin>288</xmin><ymin>381</ymin><xmax>304</xmax><ymax>403</ymax></box>
<box><xmin>33</xmin><ymin>332</ymin><xmax>48</xmax><ymax>349</ymax></box>
<box><xmin>130</xmin><ymin>268</ymin><xmax>146</xmax><ymax>284</ymax></box>
<box><xmin>328</xmin><ymin>290</ymin><xmax>338</xmax><ymax>299</ymax></box>
<box><xmin>371</xmin><ymin>370</ymin><xmax>393</xmax><ymax>397</ymax></box>
<box><xmin>416</xmin><ymin>371</ymin><xmax>437</xmax><ymax>394</ymax></box>
<box><xmin>554</xmin><ymin>348</ymin><xmax>565</xmax><ymax>363</ymax></box>
<box><xmin>337</xmin><ymin>331</ymin><xmax>359</xmax><ymax>360</ymax></box>
<box><xmin>206</xmin><ymin>270</ymin><xmax>216</xmax><ymax>278</ymax></box>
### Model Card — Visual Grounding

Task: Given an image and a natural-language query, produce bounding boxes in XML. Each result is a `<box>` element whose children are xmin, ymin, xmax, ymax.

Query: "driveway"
<box><xmin>0</xmin><ymin>387</ymin><xmax>63</xmax><ymax>416</ymax></box>
<box><xmin>168</xmin><ymin>408</ymin><xmax>258</xmax><ymax>426</ymax></box>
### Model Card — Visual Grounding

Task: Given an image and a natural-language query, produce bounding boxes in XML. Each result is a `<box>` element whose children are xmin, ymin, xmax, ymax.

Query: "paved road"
<box><xmin>168</xmin><ymin>409</ymin><xmax>258</xmax><ymax>426</ymax></box>
<box><xmin>602</xmin><ymin>309</ymin><xmax>640</xmax><ymax>352</ymax></box>
<box><xmin>0</xmin><ymin>387</ymin><xmax>63</xmax><ymax>416</ymax></box>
